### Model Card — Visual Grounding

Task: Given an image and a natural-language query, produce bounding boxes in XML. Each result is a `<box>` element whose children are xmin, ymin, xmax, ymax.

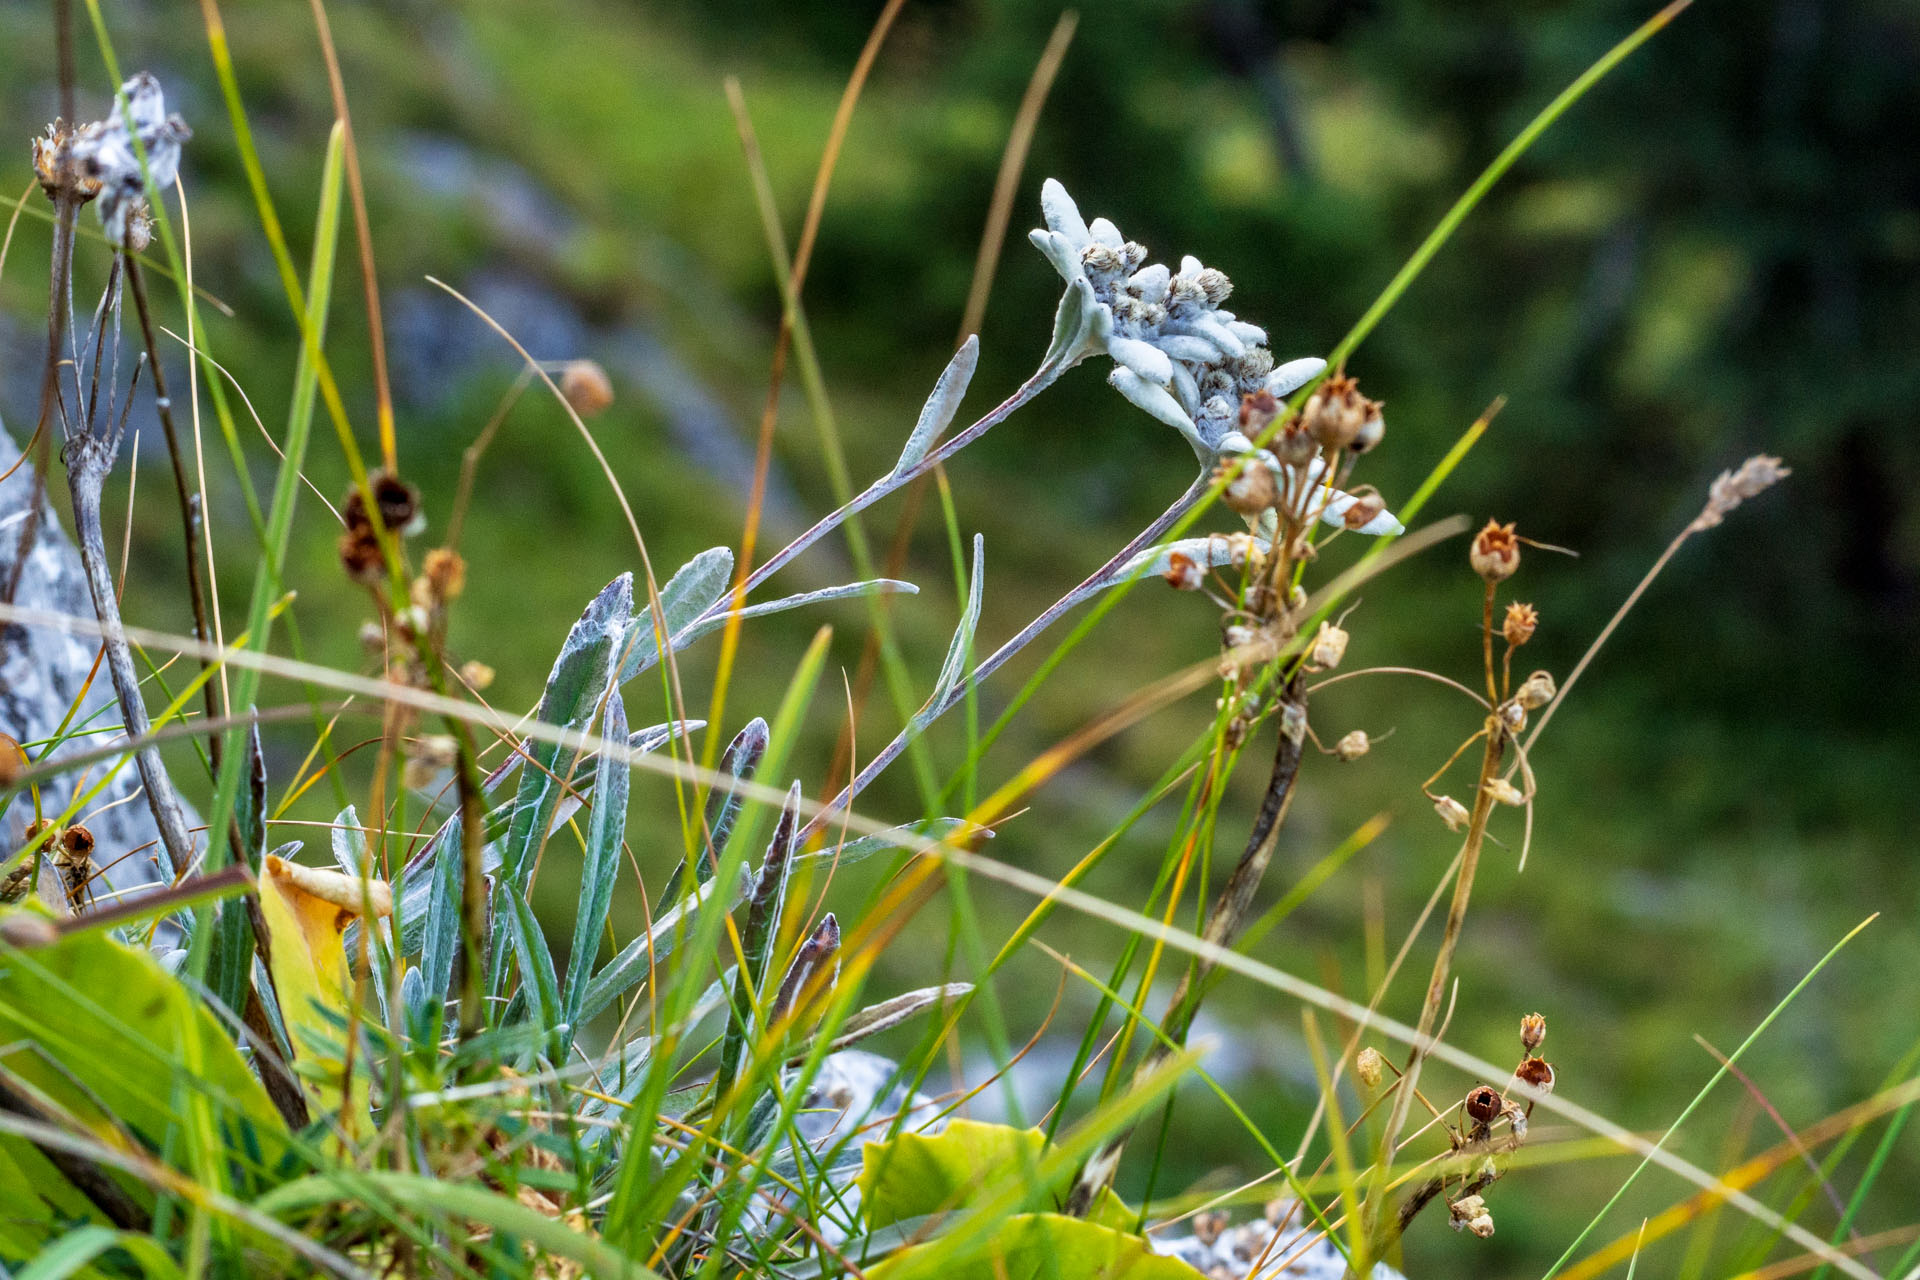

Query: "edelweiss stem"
<box><xmin>1065</xmin><ymin>673</ymin><xmax>1310</xmax><ymax>1216</ymax></box>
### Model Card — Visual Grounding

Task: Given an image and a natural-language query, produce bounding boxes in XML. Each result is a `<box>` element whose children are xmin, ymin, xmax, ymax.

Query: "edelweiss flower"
<box><xmin>66</xmin><ymin>72</ymin><xmax>190</xmax><ymax>245</ymax></box>
<box><xmin>1030</xmin><ymin>180</ymin><xmax>1401</xmax><ymax>538</ymax></box>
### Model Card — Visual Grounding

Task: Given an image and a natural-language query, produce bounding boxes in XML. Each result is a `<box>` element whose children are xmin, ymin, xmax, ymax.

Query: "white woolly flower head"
<box><xmin>67</xmin><ymin>72</ymin><xmax>190</xmax><ymax>246</ymax></box>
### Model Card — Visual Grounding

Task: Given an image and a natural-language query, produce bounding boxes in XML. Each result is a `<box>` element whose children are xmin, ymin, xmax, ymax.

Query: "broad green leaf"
<box><xmin>861</xmin><ymin>1120</ymin><xmax>1133</xmax><ymax>1233</ymax></box>
<box><xmin>258</xmin><ymin>855</ymin><xmax>391</xmax><ymax>1136</ymax></box>
<box><xmin>869</xmin><ymin>1213</ymin><xmax>1199</xmax><ymax>1280</ymax></box>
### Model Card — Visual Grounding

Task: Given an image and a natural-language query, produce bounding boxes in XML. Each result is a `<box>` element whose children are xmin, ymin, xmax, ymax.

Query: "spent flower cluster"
<box><xmin>35</xmin><ymin>72</ymin><xmax>189</xmax><ymax>245</ymax></box>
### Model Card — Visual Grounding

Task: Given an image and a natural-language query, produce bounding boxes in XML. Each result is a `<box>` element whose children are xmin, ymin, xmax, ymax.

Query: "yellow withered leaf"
<box><xmin>259</xmin><ymin>855</ymin><xmax>392</xmax><ymax>1135</ymax></box>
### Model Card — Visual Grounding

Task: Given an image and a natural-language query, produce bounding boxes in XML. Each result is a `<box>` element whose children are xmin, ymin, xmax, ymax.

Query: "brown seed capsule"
<box><xmin>1335</xmin><ymin>729</ymin><xmax>1371</xmax><ymax>762</ymax></box>
<box><xmin>1309</xmin><ymin>621</ymin><xmax>1349</xmax><ymax>670</ymax></box>
<box><xmin>1302</xmin><ymin>374</ymin><xmax>1372</xmax><ymax>451</ymax></box>
<box><xmin>1274</xmin><ymin>422</ymin><xmax>1318</xmax><ymax>467</ymax></box>
<box><xmin>58</xmin><ymin>825</ymin><xmax>94</xmax><ymax>864</ymax></box>
<box><xmin>0</xmin><ymin>733</ymin><xmax>24</xmax><ymax>788</ymax></box>
<box><xmin>1520</xmin><ymin>1012</ymin><xmax>1546</xmax><ymax>1052</ymax></box>
<box><xmin>561</xmin><ymin>359</ymin><xmax>615</xmax><ymax>417</ymax></box>
<box><xmin>1502</xmin><ymin>602</ymin><xmax>1538</xmax><ymax>647</ymax></box>
<box><xmin>1238</xmin><ymin>389</ymin><xmax>1279</xmax><ymax>436</ymax></box>
<box><xmin>1515</xmin><ymin>670</ymin><xmax>1557</xmax><ymax>710</ymax></box>
<box><xmin>423</xmin><ymin>547</ymin><xmax>466</xmax><ymax>601</ymax></box>
<box><xmin>1469</xmin><ymin>520</ymin><xmax>1520</xmax><ymax>582</ymax></box>
<box><xmin>338</xmin><ymin>527</ymin><xmax>386</xmax><ymax>585</ymax></box>
<box><xmin>1216</xmin><ymin>456</ymin><xmax>1279</xmax><ymax>517</ymax></box>
<box><xmin>1465</xmin><ymin>1084</ymin><xmax>1504</xmax><ymax>1126</ymax></box>
<box><xmin>1515</xmin><ymin>1055</ymin><xmax>1555</xmax><ymax>1094</ymax></box>
<box><xmin>1350</xmin><ymin>404</ymin><xmax>1385</xmax><ymax>454</ymax></box>
<box><xmin>1355</xmin><ymin>1047</ymin><xmax>1385</xmax><ymax>1088</ymax></box>
<box><xmin>1433</xmin><ymin>794</ymin><xmax>1470</xmax><ymax>832</ymax></box>
<box><xmin>1163</xmin><ymin>551</ymin><xmax>1205</xmax><ymax>592</ymax></box>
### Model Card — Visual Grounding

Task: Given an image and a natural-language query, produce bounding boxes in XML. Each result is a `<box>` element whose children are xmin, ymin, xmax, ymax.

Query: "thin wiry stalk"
<box><xmin>1064</xmin><ymin>673</ymin><xmax>1309</xmax><ymax>1216</ymax></box>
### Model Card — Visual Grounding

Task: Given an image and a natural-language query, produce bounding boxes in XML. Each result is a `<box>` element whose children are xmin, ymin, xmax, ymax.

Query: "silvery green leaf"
<box><xmin>894</xmin><ymin>336</ymin><xmax>979</xmax><ymax>475</ymax></box>
<box><xmin>1039</xmin><ymin>177</ymin><xmax>1089</xmax><ymax>246</ymax></box>
<box><xmin>663</xmin><ymin>717</ymin><xmax>768</xmax><ymax>902</ymax></box>
<box><xmin>917</xmin><ymin>535</ymin><xmax>984</xmax><ymax>728</ymax></box>
<box><xmin>330</xmin><ymin>805</ymin><xmax>371</xmax><ymax>876</ymax></box>
<box><xmin>1314</xmin><ymin>488</ymin><xmax>1405</xmax><ymax>536</ymax></box>
<box><xmin>1040</xmin><ymin>276</ymin><xmax>1098</xmax><ymax>372</ymax></box>
<box><xmin>1156</xmin><ymin>334</ymin><xmax>1219</xmax><ymax>364</ymax></box>
<box><xmin>669</xmin><ymin>579</ymin><xmax>919</xmax><ymax>653</ymax></box>
<box><xmin>1268</xmin><ymin>356</ymin><xmax>1326</xmax><ymax>397</ymax></box>
<box><xmin>579</xmin><ymin>876</ymin><xmax>730</xmax><ymax>1025</ymax></box>
<box><xmin>1184</xmin><ymin>312</ymin><xmax>1246</xmax><ymax>358</ymax></box>
<box><xmin>560</xmin><ymin>688</ymin><xmax>629</xmax><ymax>1055</ymax></box>
<box><xmin>500</xmin><ymin>881</ymin><xmax>560</xmax><ymax>1047</ymax></box>
<box><xmin>621</xmin><ymin>546</ymin><xmax>734</xmax><ymax>682</ymax></box>
<box><xmin>795</xmin><ymin>817</ymin><xmax>991</xmax><ymax>870</ymax></box>
<box><xmin>1111</xmin><ymin>367</ymin><xmax>1208</xmax><ymax>457</ymax></box>
<box><xmin>1088</xmin><ymin>216</ymin><xmax>1124</xmax><ymax>248</ymax></box>
<box><xmin>501</xmin><ymin>574</ymin><xmax>633</xmax><ymax>888</ymax></box>
<box><xmin>1028</xmin><ymin>228</ymin><xmax>1084</xmax><ymax>285</ymax></box>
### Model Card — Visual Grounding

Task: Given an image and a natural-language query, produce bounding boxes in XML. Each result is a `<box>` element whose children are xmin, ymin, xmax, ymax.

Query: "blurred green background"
<box><xmin>3</xmin><ymin>0</ymin><xmax>1917</xmax><ymax>1274</ymax></box>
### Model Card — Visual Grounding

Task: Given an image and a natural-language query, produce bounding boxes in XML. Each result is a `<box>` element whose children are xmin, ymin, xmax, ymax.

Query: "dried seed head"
<box><xmin>0</xmin><ymin>733</ymin><xmax>24</xmax><ymax>787</ymax></box>
<box><xmin>1502</xmin><ymin>601</ymin><xmax>1538</xmax><ymax>647</ymax></box>
<box><xmin>1515</xmin><ymin>1055</ymin><xmax>1555</xmax><ymax>1094</ymax></box>
<box><xmin>1515</xmin><ymin>669</ymin><xmax>1557</xmax><ymax>710</ymax></box>
<box><xmin>561</xmin><ymin>359</ymin><xmax>615</xmax><ymax>417</ymax></box>
<box><xmin>1483</xmin><ymin>778</ymin><xmax>1525</xmax><ymax>807</ymax></box>
<box><xmin>1433</xmin><ymin>794</ymin><xmax>1470</xmax><ymax>832</ymax></box>
<box><xmin>0</xmin><ymin>863</ymin><xmax>34</xmax><ymax>905</ymax></box>
<box><xmin>1215</xmin><ymin>456</ymin><xmax>1279</xmax><ymax>517</ymax></box>
<box><xmin>1692</xmin><ymin>454</ymin><xmax>1790</xmax><ymax>531</ymax></box>
<box><xmin>1465</xmin><ymin>1084</ymin><xmax>1504</xmax><ymax>1126</ymax></box>
<box><xmin>1163</xmin><ymin>550</ymin><xmax>1205</xmax><ymax>592</ymax></box>
<box><xmin>424</xmin><ymin>547</ymin><xmax>466</xmax><ymax>601</ymax></box>
<box><xmin>1335</xmin><ymin>729</ymin><xmax>1371</xmax><ymax>762</ymax></box>
<box><xmin>459</xmin><ymin>660</ymin><xmax>495</xmax><ymax>691</ymax></box>
<box><xmin>1449</xmin><ymin>1194</ymin><xmax>1495</xmax><ymax>1238</ymax></box>
<box><xmin>1342</xmin><ymin>489</ymin><xmax>1387</xmax><ymax>531</ymax></box>
<box><xmin>1309</xmin><ymin>621</ymin><xmax>1349</xmax><ymax>670</ymax></box>
<box><xmin>1350</xmin><ymin>404</ymin><xmax>1385</xmax><ymax>455</ymax></box>
<box><xmin>1355</xmin><ymin>1047</ymin><xmax>1385</xmax><ymax>1088</ymax></box>
<box><xmin>21</xmin><ymin>818</ymin><xmax>54</xmax><ymax>849</ymax></box>
<box><xmin>58</xmin><ymin>825</ymin><xmax>94</xmax><ymax>865</ymax></box>
<box><xmin>1301</xmin><ymin>374</ymin><xmax>1373</xmax><ymax>451</ymax></box>
<box><xmin>1238</xmin><ymin>389</ymin><xmax>1279</xmax><ymax>436</ymax></box>
<box><xmin>1274</xmin><ymin>421</ymin><xmax>1317</xmax><ymax>467</ymax></box>
<box><xmin>1520</xmin><ymin>1012</ymin><xmax>1546</xmax><ymax>1052</ymax></box>
<box><xmin>31</xmin><ymin>120</ymin><xmax>102</xmax><ymax>203</ymax></box>
<box><xmin>338</xmin><ymin>527</ymin><xmax>385</xmax><ymax>585</ymax></box>
<box><xmin>1470</xmin><ymin>520</ymin><xmax>1521</xmax><ymax>582</ymax></box>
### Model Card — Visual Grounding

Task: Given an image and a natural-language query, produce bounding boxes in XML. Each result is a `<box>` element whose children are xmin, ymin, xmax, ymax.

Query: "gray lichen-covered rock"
<box><xmin>2</xmin><ymin>417</ymin><xmax>173</xmax><ymax>900</ymax></box>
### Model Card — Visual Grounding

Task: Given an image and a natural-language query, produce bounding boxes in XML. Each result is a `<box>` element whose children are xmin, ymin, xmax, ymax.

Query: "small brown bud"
<box><xmin>1502</xmin><ymin>602</ymin><xmax>1538</xmax><ymax>647</ymax></box>
<box><xmin>22</xmin><ymin>818</ymin><xmax>54</xmax><ymax>849</ymax></box>
<box><xmin>1515</xmin><ymin>1055</ymin><xmax>1555</xmax><ymax>1094</ymax></box>
<box><xmin>459</xmin><ymin>660</ymin><xmax>495</xmax><ymax>691</ymax></box>
<box><xmin>0</xmin><ymin>734</ymin><xmax>25</xmax><ymax>788</ymax></box>
<box><xmin>1215</xmin><ymin>457</ymin><xmax>1279</xmax><ymax>517</ymax></box>
<box><xmin>344</xmin><ymin>471</ymin><xmax>425</xmax><ymax>540</ymax></box>
<box><xmin>1274</xmin><ymin>422</ymin><xmax>1317</xmax><ymax>467</ymax></box>
<box><xmin>1433</xmin><ymin>794</ymin><xmax>1470</xmax><ymax>832</ymax></box>
<box><xmin>1483</xmin><ymin>778</ymin><xmax>1525</xmax><ymax>807</ymax></box>
<box><xmin>561</xmin><ymin>359</ymin><xmax>615</xmax><ymax>417</ymax></box>
<box><xmin>1465</xmin><ymin>1085</ymin><xmax>1504</xmax><ymax>1126</ymax></box>
<box><xmin>1515</xmin><ymin>670</ymin><xmax>1557</xmax><ymax>710</ymax></box>
<box><xmin>1302</xmin><ymin>375</ymin><xmax>1373</xmax><ymax>451</ymax></box>
<box><xmin>1449</xmin><ymin>1193</ymin><xmax>1494</xmax><ymax>1238</ymax></box>
<box><xmin>1309</xmin><ymin>621</ymin><xmax>1349</xmax><ymax>670</ymax></box>
<box><xmin>1334</xmin><ymin>729</ymin><xmax>1370</xmax><ymax>762</ymax></box>
<box><xmin>338</xmin><ymin>527</ymin><xmax>386</xmax><ymax>584</ymax></box>
<box><xmin>1469</xmin><ymin>520</ymin><xmax>1520</xmax><ymax>582</ymax></box>
<box><xmin>1355</xmin><ymin>1047</ymin><xmax>1384</xmax><ymax>1088</ymax></box>
<box><xmin>1163</xmin><ymin>551</ymin><xmax>1205</xmax><ymax>592</ymax></box>
<box><xmin>1342</xmin><ymin>490</ymin><xmax>1387</xmax><ymax>531</ymax></box>
<box><xmin>1238</xmin><ymin>390</ymin><xmax>1279</xmax><ymax>435</ymax></box>
<box><xmin>58</xmin><ymin>824</ymin><xmax>94</xmax><ymax>864</ymax></box>
<box><xmin>423</xmin><ymin>547</ymin><xmax>466</xmax><ymax>601</ymax></box>
<box><xmin>1520</xmin><ymin>1012</ymin><xmax>1546</xmax><ymax>1052</ymax></box>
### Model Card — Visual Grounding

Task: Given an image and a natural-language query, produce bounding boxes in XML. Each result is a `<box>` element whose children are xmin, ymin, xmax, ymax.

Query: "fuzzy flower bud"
<box><xmin>1470</xmin><ymin>520</ymin><xmax>1521</xmax><ymax>583</ymax></box>
<box><xmin>561</xmin><ymin>359</ymin><xmax>615</xmax><ymax>417</ymax></box>
<box><xmin>1520</xmin><ymin>1012</ymin><xmax>1546</xmax><ymax>1052</ymax></box>
<box><xmin>1335</xmin><ymin>729</ymin><xmax>1370</xmax><ymax>762</ymax></box>
<box><xmin>1309</xmin><ymin>621</ymin><xmax>1349</xmax><ymax>670</ymax></box>
<box><xmin>1433</xmin><ymin>794</ymin><xmax>1470</xmax><ymax>832</ymax></box>
<box><xmin>1502</xmin><ymin>602</ymin><xmax>1538</xmax><ymax>647</ymax></box>
<box><xmin>1515</xmin><ymin>669</ymin><xmax>1557</xmax><ymax>710</ymax></box>
<box><xmin>1355</xmin><ymin>1047</ymin><xmax>1384</xmax><ymax>1089</ymax></box>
